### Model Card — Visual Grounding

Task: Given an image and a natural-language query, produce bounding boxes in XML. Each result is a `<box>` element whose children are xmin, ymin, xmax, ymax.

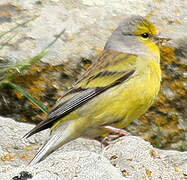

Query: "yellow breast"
<box><xmin>115</xmin><ymin>56</ymin><xmax>161</xmax><ymax>128</ymax></box>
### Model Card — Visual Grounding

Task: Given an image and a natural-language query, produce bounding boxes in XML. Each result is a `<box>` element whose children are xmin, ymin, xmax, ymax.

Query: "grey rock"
<box><xmin>0</xmin><ymin>0</ymin><xmax>185</xmax><ymax>65</ymax></box>
<box><xmin>1</xmin><ymin>151</ymin><xmax>124</xmax><ymax>180</ymax></box>
<box><xmin>0</xmin><ymin>0</ymin><xmax>153</xmax><ymax>65</ymax></box>
<box><xmin>0</xmin><ymin>117</ymin><xmax>124</xmax><ymax>180</ymax></box>
<box><xmin>103</xmin><ymin>136</ymin><xmax>185</xmax><ymax>180</ymax></box>
<box><xmin>0</xmin><ymin>117</ymin><xmax>186</xmax><ymax>180</ymax></box>
<box><xmin>157</xmin><ymin>149</ymin><xmax>187</xmax><ymax>177</ymax></box>
<box><xmin>0</xmin><ymin>117</ymin><xmax>102</xmax><ymax>172</ymax></box>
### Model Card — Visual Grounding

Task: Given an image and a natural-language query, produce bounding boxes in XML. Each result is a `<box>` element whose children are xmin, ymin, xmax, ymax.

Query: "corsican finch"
<box><xmin>25</xmin><ymin>15</ymin><xmax>162</xmax><ymax>165</ymax></box>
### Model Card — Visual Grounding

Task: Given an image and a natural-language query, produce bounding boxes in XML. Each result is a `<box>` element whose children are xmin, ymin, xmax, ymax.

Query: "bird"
<box><xmin>24</xmin><ymin>15</ymin><xmax>163</xmax><ymax>165</ymax></box>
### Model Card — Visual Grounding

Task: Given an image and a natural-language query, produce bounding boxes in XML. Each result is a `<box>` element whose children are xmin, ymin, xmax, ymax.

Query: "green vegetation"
<box><xmin>0</xmin><ymin>16</ymin><xmax>65</xmax><ymax>114</ymax></box>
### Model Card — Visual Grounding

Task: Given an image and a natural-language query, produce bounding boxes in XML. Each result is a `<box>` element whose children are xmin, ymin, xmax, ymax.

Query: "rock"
<box><xmin>0</xmin><ymin>0</ymin><xmax>153</xmax><ymax>65</ymax></box>
<box><xmin>0</xmin><ymin>117</ymin><xmax>102</xmax><ymax>169</ymax></box>
<box><xmin>2</xmin><ymin>151</ymin><xmax>125</xmax><ymax>180</ymax></box>
<box><xmin>157</xmin><ymin>149</ymin><xmax>187</xmax><ymax>177</ymax></box>
<box><xmin>0</xmin><ymin>116</ymin><xmax>124</xmax><ymax>180</ymax></box>
<box><xmin>0</xmin><ymin>0</ymin><xmax>185</xmax><ymax>64</ymax></box>
<box><xmin>0</xmin><ymin>116</ymin><xmax>186</xmax><ymax>179</ymax></box>
<box><xmin>103</xmin><ymin>136</ymin><xmax>186</xmax><ymax>179</ymax></box>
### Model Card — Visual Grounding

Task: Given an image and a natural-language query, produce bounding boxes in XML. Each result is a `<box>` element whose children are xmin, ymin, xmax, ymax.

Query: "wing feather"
<box><xmin>24</xmin><ymin>50</ymin><xmax>137</xmax><ymax>138</ymax></box>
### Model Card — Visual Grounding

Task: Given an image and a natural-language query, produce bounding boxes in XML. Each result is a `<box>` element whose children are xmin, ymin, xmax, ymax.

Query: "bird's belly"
<box><xmin>71</xmin><ymin>60</ymin><xmax>161</xmax><ymax>138</ymax></box>
<box><xmin>118</xmin><ymin>76</ymin><xmax>159</xmax><ymax>127</ymax></box>
<box><xmin>76</xmin><ymin>72</ymin><xmax>160</xmax><ymax>132</ymax></box>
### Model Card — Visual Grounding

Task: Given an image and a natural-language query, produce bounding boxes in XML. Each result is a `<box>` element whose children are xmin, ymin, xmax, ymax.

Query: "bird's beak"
<box><xmin>152</xmin><ymin>33</ymin><xmax>171</xmax><ymax>46</ymax></box>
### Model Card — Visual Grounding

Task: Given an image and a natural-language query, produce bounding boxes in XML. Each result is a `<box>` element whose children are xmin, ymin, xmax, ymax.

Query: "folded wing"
<box><xmin>24</xmin><ymin>50</ymin><xmax>137</xmax><ymax>138</ymax></box>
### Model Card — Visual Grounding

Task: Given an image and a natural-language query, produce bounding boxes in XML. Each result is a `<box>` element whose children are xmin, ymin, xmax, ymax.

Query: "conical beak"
<box><xmin>153</xmin><ymin>33</ymin><xmax>171</xmax><ymax>46</ymax></box>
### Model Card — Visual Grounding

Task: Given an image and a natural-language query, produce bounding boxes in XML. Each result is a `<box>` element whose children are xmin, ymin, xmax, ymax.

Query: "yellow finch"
<box><xmin>25</xmin><ymin>15</ymin><xmax>162</xmax><ymax>165</ymax></box>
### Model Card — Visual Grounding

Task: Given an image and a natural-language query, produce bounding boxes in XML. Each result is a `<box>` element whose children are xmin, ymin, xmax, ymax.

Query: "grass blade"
<box><xmin>0</xmin><ymin>32</ymin><xmax>18</xmax><ymax>50</ymax></box>
<box><xmin>7</xmin><ymin>81</ymin><xmax>48</xmax><ymax>114</ymax></box>
<box><xmin>0</xmin><ymin>16</ymin><xmax>38</xmax><ymax>39</ymax></box>
<box><xmin>6</xmin><ymin>49</ymin><xmax>48</xmax><ymax>81</ymax></box>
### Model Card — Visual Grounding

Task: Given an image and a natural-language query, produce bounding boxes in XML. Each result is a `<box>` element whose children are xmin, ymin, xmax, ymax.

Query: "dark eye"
<box><xmin>141</xmin><ymin>33</ymin><xmax>149</xmax><ymax>38</ymax></box>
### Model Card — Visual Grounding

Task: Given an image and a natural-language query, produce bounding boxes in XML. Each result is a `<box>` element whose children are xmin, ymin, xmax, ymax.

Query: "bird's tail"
<box><xmin>29</xmin><ymin>120</ymin><xmax>78</xmax><ymax>165</ymax></box>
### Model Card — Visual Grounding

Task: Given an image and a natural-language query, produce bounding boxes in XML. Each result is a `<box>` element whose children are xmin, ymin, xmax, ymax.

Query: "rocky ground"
<box><xmin>0</xmin><ymin>117</ymin><xmax>186</xmax><ymax>179</ymax></box>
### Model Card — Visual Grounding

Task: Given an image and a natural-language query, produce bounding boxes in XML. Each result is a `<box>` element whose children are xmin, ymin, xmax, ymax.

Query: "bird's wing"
<box><xmin>24</xmin><ymin>49</ymin><xmax>137</xmax><ymax>138</ymax></box>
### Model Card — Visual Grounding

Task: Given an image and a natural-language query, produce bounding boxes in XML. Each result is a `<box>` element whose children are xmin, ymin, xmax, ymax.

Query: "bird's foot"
<box><xmin>101</xmin><ymin>125</ymin><xmax>130</xmax><ymax>136</ymax></box>
<box><xmin>96</xmin><ymin>126</ymin><xmax>130</xmax><ymax>146</ymax></box>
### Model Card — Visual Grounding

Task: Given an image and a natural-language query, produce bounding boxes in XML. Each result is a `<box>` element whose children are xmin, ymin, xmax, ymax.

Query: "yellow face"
<box><xmin>135</xmin><ymin>19</ymin><xmax>160</xmax><ymax>61</ymax></box>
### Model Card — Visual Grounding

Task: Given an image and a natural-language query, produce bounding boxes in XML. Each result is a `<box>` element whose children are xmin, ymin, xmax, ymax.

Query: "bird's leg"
<box><xmin>101</xmin><ymin>126</ymin><xmax>130</xmax><ymax>136</ymax></box>
<box><xmin>96</xmin><ymin>126</ymin><xmax>130</xmax><ymax>146</ymax></box>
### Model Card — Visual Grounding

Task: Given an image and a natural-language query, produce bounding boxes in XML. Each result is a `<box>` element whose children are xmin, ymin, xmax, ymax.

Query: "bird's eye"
<box><xmin>141</xmin><ymin>33</ymin><xmax>149</xmax><ymax>38</ymax></box>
